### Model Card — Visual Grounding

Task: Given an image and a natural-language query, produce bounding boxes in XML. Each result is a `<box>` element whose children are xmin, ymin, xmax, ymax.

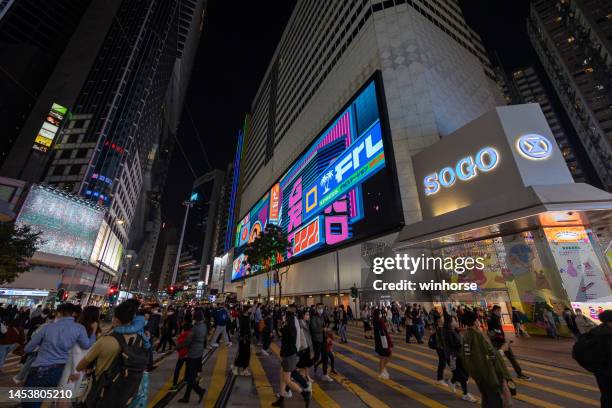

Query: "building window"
<box><xmin>53</xmin><ymin>165</ymin><xmax>66</xmax><ymax>176</ymax></box>
<box><xmin>76</xmin><ymin>148</ymin><xmax>89</xmax><ymax>159</ymax></box>
<box><xmin>68</xmin><ymin>165</ymin><xmax>82</xmax><ymax>176</ymax></box>
<box><xmin>60</xmin><ymin>150</ymin><xmax>72</xmax><ymax>159</ymax></box>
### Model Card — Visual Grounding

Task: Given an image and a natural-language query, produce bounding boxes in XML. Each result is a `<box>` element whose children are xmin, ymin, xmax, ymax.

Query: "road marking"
<box><xmin>333</xmin><ymin>348</ymin><xmax>447</xmax><ymax>408</ymax></box>
<box><xmin>250</xmin><ymin>347</ymin><xmax>277</xmax><ymax>406</ymax></box>
<box><xmin>329</xmin><ymin>371</ymin><xmax>391</xmax><ymax>408</ymax></box>
<box><xmin>335</xmin><ymin>342</ymin><xmax>475</xmax><ymax>402</ymax></box>
<box><xmin>147</xmin><ymin>364</ymin><xmax>185</xmax><ymax>408</ymax></box>
<box><xmin>346</xmin><ymin>326</ymin><xmax>592</xmax><ymax>377</ymax></box>
<box><xmin>349</xmin><ymin>332</ymin><xmax>599</xmax><ymax>393</ymax></box>
<box><xmin>269</xmin><ymin>343</ymin><xmax>340</xmax><ymax>408</ymax></box>
<box><xmin>342</xmin><ymin>336</ymin><xmax>568</xmax><ymax>408</ymax></box>
<box><xmin>204</xmin><ymin>345</ymin><xmax>228</xmax><ymax>408</ymax></box>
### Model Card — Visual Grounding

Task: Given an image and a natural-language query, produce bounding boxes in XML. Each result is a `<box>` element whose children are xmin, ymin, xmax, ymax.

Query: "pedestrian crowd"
<box><xmin>1</xmin><ymin>300</ymin><xmax>610</xmax><ymax>408</ymax></box>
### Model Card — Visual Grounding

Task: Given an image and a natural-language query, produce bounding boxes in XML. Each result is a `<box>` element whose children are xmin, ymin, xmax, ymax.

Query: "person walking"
<box><xmin>443</xmin><ymin>315</ymin><xmax>477</xmax><ymax>403</ymax></box>
<box><xmin>0</xmin><ymin>319</ymin><xmax>25</xmax><ymax>370</ymax></box>
<box><xmin>487</xmin><ymin>305</ymin><xmax>531</xmax><ymax>381</ymax></box>
<box><xmin>171</xmin><ymin>321</ymin><xmax>192</xmax><ymax>390</ymax></box>
<box><xmin>211</xmin><ymin>303</ymin><xmax>232</xmax><ymax>347</ymax></box>
<box><xmin>178</xmin><ymin>310</ymin><xmax>207</xmax><ymax>403</ymax></box>
<box><xmin>512</xmin><ymin>307</ymin><xmax>529</xmax><ymax>338</ymax></box>
<box><xmin>232</xmin><ymin>305</ymin><xmax>252</xmax><ymax>376</ymax></box>
<box><xmin>431</xmin><ymin>315</ymin><xmax>447</xmax><ymax>385</ymax></box>
<box><xmin>296</xmin><ymin>310</ymin><xmax>314</xmax><ymax>385</ymax></box>
<box><xmin>22</xmin><ymin>303</ymin><xmax>97</xmax><ymax>408</ymax></box>
<box><xmin>310</xmin><ymin>304</ymin><xmax>326</xmax><ymax>377</ymax></box>
<box><xmin>272</xmin><ymin>305</ymin><xmax>311</xmax><ymax>407</ymax></box>
<box><xmin>57</xmin><ymin>306</ymin><xmax>101</xmax><ymax>407</ymax></box>
<box><xmin>404</xmin><ymin>305</ymin><xmax>413</xmax><ymax>343</ymax></box>
<box><xmin>461</xmin><ymin>310</ymin><xmax>513</xmax><ymax>408</ymax></box>
<box><xmin>261</xmin><ymin>309</ymin><xmax>273</xmax><ymax>356</ymax></box>
<box><xmin>373</xmin><ymin>308</ymin><xmax>392</xmax><ymax>379</ymax></box>
<box><xmin>543</xmin><ymin>307</ymin><xmax>558</xmax><ymax>339</ymax></box>
<box><xmin>156</xmin><ymin>308</ymin><xmax>177</xmax><ymax>353</ymax></box>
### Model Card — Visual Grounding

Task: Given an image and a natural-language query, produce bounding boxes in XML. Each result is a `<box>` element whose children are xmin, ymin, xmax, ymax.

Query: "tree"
<box><xmin>243</xmin><ymin>224</ymin><xmax>291</xmax><ymax>303</ymax></box>
<box><xmin>0</xmin><ymin>222</ymin><xmax>42</xmax><ymax>285</ymax></box>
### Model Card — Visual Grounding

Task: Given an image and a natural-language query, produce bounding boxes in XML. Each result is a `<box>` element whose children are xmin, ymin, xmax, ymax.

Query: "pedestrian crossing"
<box><xmin>139</xmin><ymin>323</ymin><xmax>599</xmax><ymax>407</ymax></box>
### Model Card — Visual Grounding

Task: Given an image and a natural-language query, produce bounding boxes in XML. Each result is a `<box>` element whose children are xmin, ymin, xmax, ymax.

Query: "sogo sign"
<box><xmin>423</xmin><ymin>147</ymin><xmax>499</xmax><ymax>196</ymax></box>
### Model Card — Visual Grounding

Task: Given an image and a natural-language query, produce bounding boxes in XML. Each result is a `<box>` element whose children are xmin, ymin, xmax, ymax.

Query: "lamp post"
<box><xmin>87</xmin><ymin>219</ymin><xmax>123</xmax><ymax>305</ymax></box>
<box><xmin>171</xmin><ymin>198</ymin><xmax>196</xmax><ymax>285</ymax></box>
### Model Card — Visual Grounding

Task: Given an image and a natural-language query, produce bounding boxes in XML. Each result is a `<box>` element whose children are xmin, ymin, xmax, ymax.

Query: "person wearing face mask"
<box><xmin>272</xmin><ymin>306</ymin><xmax>311</xmax><ymax>407</ymax></box>
<box><xmin>309</xmin><ymin>304</ymin><xmax>325</xmax><ymax>379</ymax></box>
<box><xmin>574</xmin><ymin>308</ymin><xmax>596</xmax><ymax>336</ymax></box>
<box><xmin>443</xmin><ymin>313</ymin><xmax>477</xmax><ymax>403</ymax></box>
<box><xmin>487</xmin><ymin>305</ymin><xmax>531</xmax><ymax>381</ymax></box>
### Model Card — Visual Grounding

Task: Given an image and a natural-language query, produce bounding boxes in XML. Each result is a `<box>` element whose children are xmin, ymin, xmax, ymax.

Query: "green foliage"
<box><xmin>243</xmin><ymin>224</ymin><xmax>291</xmax><ymax>274</ymax></box>
<box><xmin>243</xmin><ymin>225</ymin><xmax>291</xmax><ymax>301</ymax></box>
<box><xmin>0</xmin><ymin>222</ymin><xmax>42</xmax><ymax>285</ymax></box>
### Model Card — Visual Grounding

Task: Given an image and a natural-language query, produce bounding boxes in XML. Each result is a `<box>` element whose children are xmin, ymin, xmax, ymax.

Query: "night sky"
<box><xmin>162</xmin><ymin>0</ymin><xmax>547</xmax><ymax>231</ymax></box>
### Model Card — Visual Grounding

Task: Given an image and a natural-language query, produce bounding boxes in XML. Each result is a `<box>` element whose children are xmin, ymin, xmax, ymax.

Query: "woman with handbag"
<box><xmin>372</xmin><ymin>308</ymin><xmax>392</xmax><ymax>379</ymax></box>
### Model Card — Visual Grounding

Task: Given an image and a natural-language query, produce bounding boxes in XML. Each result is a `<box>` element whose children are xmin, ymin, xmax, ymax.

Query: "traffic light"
<box><xmin>350</xmin><ymin>285</ymin><xmax>358</xmax><ymax>299</ymax></box>
<box><xmin>108</xmin><ymin>285</ymin><xmax>119</xmax><ymax>303</ymax></box>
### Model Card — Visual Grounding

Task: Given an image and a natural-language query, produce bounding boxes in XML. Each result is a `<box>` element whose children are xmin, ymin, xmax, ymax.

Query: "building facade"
<box><xmin>505</xmin><ymin>66</ymin><xmax>587</xmax><ymax>182</ymax></box>
<box><xmin>527</xmin><ymin>0</ymin><xmax>612</xmax><ymax>191</ymax></box>
<box><xmin>231</xmin><ymin>0</ymin><xmax>502</xmax><ymax>304</ymax></box>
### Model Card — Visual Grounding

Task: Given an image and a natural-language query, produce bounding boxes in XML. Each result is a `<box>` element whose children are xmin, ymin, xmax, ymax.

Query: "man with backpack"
<box><xmin>211</xmin><ymin>303</ymin><xmax>232</xmax><ymax>347</ymax></box>
<box><xmin>573</xmin><ymin>309</ymin><xmax>612</xmax><ymax>407</ymax></box>
<box><xmin>77</xmin><ymin>300</ymin><xmax>149</xmax><ymax>407</ymax></box>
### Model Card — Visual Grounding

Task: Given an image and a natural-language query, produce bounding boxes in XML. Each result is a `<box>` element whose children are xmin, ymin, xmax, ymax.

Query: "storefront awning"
<box><xmin>395</xmin><ymin>183</ymin><xmax>612</xmax><ymax>248</ymax></box>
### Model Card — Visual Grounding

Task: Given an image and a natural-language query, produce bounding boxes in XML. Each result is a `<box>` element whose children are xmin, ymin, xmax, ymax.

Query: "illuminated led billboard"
<box><xmin>32</xmin><ymin>103</ymin><xmax>68</xmax><ymax>153</ymax></box>
<box><xmin>16</xmin><ymin>186</ymin><xmax>104</xmax><ymax>260</ymax></box>
<box><xmin>232</xmin><ymin>74</ymin><xmax>403</xmax><ymax>281</ymax></box>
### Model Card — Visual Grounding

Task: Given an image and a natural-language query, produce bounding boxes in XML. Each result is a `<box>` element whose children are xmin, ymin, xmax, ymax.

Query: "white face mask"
<box><xmin>317</xmin><ymin>309</ymin><xmax>323</xmax><ymax>314</ymax></box>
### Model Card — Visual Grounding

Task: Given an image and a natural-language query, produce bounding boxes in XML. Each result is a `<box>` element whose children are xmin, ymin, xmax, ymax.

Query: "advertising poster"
<box><xmin>232</xmin><ymin>77</ymin><xmax>403</xmax><ymax>280</ymax></box>
<box><xmin>16</xmin><ymin>186</ymin><xmax>104</xmax><ymax>260</ymax></box>
<box><xmin>571</xmin><ymin>301</ymin><xmax>612</xmax><ymax>323</ymax></box>
<box><xmin>544</xmin><ymin>227</ymin><xmax>612</xmax><ymax>302</ymax></box>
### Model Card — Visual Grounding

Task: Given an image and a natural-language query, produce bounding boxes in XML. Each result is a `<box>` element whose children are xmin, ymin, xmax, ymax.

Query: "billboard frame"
<box><xmin>232</xmin><ymin>70</ymin><xmax>404</xmax><ymax>282</ymax></box>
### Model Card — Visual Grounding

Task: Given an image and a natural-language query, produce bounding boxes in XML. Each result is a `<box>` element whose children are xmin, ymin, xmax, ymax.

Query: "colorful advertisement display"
<box><xmin>16</xmin><ymin>186</ymin><xmax>104</xmax><ymax>260</ymax></box>
<box><xmin>544</xmin><ymin>226</ymin><xmax>612</xmax><ymax>302</ymax></box>
<box><xmin>232</xmin><ymin>76</ymin><xmax>403</xmax><ymax>280</ymax></box>
<box><xmin>33</xmin><ymin>103</ymin><xmax>68</xmax><ymax>153</ymax></box>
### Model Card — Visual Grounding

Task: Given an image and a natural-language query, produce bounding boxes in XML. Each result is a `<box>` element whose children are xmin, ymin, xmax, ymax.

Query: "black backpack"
<box><xmin>572</xmin><ymin>330</ymin><xmax>605</xmax><ymax>373</ymax></box>
<box><xmin>85</xmin><ymin>333</ymin><xmax>149</xmax><ymax>407</ymax></box>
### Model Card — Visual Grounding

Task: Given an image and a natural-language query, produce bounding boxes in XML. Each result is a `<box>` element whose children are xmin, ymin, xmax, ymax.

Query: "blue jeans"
<box><xmin>22</xmin><ymin>365</ymin><xmax>65</xmax><ymax>408</ymax></box>
<box><xmin>0</xmin><ymin>343</ymin><xmax>16</xmax><ymax>368</ymax></box>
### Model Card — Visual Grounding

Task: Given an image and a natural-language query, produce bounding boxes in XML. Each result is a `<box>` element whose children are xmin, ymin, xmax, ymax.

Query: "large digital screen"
<box><xmin>16</xmin><ymin>186</ymin><xmax>104</xmax><ymax>260</ymax></box>
<box><xmin>232</xmin><ymin>75</ymin><xmax>403</xmax><ymax>281</ymax></box>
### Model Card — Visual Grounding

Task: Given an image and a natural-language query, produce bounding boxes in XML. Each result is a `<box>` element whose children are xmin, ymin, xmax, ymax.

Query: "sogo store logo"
<box><xmin>423</xmin><ymin>147</ymin><xmax>499</xmax><ymax>196</ymax></box>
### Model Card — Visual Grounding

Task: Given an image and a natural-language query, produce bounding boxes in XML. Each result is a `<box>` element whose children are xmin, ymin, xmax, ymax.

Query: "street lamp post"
<box><xmin>171</xmin><ymin>199</ymin><xmax>195</xmax><ymax>285</ymax></box>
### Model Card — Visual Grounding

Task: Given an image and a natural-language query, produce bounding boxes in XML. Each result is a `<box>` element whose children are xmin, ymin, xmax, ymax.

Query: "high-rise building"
<box><xmin>188</xmin><ymin>169</ymin><xmax>225</xmax><ymax>281</ymax></box>
<box><xmin>505</xmin><ymin>66</ymin><xmax>586</xmax><ymax>182</ymax></box>
<box><xmin>232</xmin><ymin>0</ymin><xmax>502</xmax><ymax>302</ymax></box>
<box><xmin>0</xmin><ymin>0</ymin><xmax>92</xmax><ymax>167</ymax></box>
<box><xmin>239</xmin><ymin>0</ymin><xmax>501</xmax><ymax>194</ymax></box>
<box><xmin>527</xmin><ymin>0</ymin><xmax>612</xmax><ymax>191</ymax></box>
<box><xmin>1</xmin><ymin>0</ymin><xmax>206</xmax><ymax>253</ymax></box>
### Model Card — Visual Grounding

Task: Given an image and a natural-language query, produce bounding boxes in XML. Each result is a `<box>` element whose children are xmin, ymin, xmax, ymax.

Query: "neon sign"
<box><xmin>232</xmin><ymin>75</ymin><xmax>403</xmax><ymax>281</ymax></box>
<box><xmin>424</xmin><ymin>147</ymin><xmax>499</xmax><ymax>196</ymax></box>
<box><xmin>33</xmin><ymin>103</ymin><xmax>68</xmax><ymax>153</ymax></box>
